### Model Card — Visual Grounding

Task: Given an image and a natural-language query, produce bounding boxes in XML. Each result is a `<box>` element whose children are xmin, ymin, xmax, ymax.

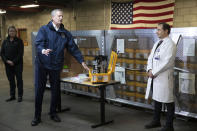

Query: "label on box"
<box><xmin>115</xmin><ymin>67</ymin><xmax>126</xmax><ymax>84</ymax></box>
<box><xmin>117</xmin><ymin>39</ymin><xmax>125</xmax><ymax>53</ymax></box>
<box><xmin>183</xmin><ymin>38</ymin><xmax>195</xmax><ymax>56</ymax></box>
<box><xmin>179</xmin><ymin>73</ymin><xmax>195</xmax><ymax>95</ymax></box>
<box><xmin>62</xmin><ymin>69</ymin><xmax>69</xmax><ymax>72</ymax></box>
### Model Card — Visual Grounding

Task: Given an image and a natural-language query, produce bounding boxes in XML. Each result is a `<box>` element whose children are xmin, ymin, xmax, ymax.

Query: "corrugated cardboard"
<box><xmin>61</xmin><ymin>49</ymin><xmax>84</xmax><ymax>78</ymax></box>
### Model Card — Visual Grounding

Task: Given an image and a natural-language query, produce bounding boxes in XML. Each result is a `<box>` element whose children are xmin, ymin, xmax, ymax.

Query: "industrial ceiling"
<box><xmin>0</xmin><ymin>0</ymin><xmax>79</xmax><ymax>13</ymax></box>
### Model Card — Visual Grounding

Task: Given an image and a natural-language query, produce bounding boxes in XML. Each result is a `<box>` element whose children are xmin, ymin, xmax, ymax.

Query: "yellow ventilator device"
<box><xmin>89</xmin><ymin>51</ymin><xmax>118</xmax><ymax>83</ymax></box>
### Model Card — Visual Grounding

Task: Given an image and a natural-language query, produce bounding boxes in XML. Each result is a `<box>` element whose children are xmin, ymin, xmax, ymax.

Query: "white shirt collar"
<box><xmin>161</xmin><ymin>36</ymin><xmax>169</xmax><ymax>41</ymax></box>
<box><xmin>52</xmin><ymin>22</ymin><xmax>59</xmax><ymax>31</ymax></box>
<box><xmin>159</xmin><ymin>35</ymin><xmax>169</xmax><ymax>42</ymax></box>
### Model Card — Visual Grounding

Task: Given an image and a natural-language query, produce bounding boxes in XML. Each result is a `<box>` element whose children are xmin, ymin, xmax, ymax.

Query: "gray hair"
<box><xmin>51</xmin><ymin>9</ymin><xmax>63</xmax><ymax>17</ymax></box>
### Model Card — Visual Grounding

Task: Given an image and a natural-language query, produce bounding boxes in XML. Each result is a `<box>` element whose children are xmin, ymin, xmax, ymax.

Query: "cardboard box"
<box><xmin>61</xmin><ymin>49</ymin><xmax>85</xmax><ymax>78</ymax></box>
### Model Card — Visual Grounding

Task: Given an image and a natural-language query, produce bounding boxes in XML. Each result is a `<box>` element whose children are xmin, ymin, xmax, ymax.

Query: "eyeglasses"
<box><xmin>9</xmin><ymin>30</ymin><xmax>16</xmax><ymax>32</ymax></box>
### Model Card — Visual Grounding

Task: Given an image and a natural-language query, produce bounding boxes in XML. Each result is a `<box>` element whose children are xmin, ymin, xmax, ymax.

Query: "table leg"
<box><xmin>91</xmin><ymin>86</ymin><xmax>114</xmax><ymax>128</ymax></box>
<box><xmin>57</xmin><ymin>83</ymin><xmax>70</xmax><ymax>113</ymax></box>
<box><xmin>56</xmin><ymin>94</ymin><xmax>70</xmax><ymax>113</ymax></box>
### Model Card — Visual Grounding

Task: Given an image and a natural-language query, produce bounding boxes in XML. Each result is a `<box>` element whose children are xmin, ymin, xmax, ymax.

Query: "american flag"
<box><xmin>110</xmin><ymin>0</ymin><xmax>175</xmax><ymax>29</ymax></box>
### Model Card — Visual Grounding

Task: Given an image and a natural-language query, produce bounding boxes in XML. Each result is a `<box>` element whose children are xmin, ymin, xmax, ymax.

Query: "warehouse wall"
<box><xmin>75</xmin><ymin>0</ymin><xmax>197</xmax><ymax>29</ymax></box>
<box><xmin>2</xmin><ymin>0</ymin><xmax>197</xmax><ymax>65</ymax></box>
<box><xmin>75</xmin><ymin>0</ymin><xmax>110</xmax><ymax>30</ymax></box>
<box><xmin>174</xmin><ymin>0</ymin><xmax>197</xmax><ymax>27</ymax></box>
<box><xmin>74</xmin><ymin>0</ymin><xmax>132</xmax><ymax>30</ymax></box>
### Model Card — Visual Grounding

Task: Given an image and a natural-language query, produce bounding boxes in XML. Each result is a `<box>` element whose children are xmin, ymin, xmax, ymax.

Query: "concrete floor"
<box><xmin>0</xmin><ymin>60</ymin><xmax>196</xmax><ymax>131</ymax></box>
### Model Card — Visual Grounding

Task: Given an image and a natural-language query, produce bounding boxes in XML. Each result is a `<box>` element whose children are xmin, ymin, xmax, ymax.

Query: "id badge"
<box><xmin>154</xmin><ymin>55</ymin><xmax>160</xmax><ymax>60</ymax></box>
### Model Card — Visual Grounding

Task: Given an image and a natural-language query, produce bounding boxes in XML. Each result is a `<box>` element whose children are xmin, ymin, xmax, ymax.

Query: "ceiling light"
<box><xmin>0</xmin><ymin>9</ymin><xmax>6</xmax><ymax>14</ymax></box>
<box><xmin>20</xmin><ymin>4</ymin><xmax>39</xmax><ymax>8</ymax></box>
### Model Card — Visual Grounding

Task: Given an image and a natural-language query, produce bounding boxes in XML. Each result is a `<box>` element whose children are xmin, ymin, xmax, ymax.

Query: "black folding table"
<box><xmin>60</xmin><ymin>79</ymin><xmax>120</xmax><ymax>128</ymax></box>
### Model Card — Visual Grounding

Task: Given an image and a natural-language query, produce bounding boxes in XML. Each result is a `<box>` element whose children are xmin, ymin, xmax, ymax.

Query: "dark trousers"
<box><xmin>5</xmin><ymin>64</ymin><xmax>23</xmax><ymax>98</ymax></box>
<box><xmin>153</xmin><ymin>100</ymin><xmax>175</xmax><ymax>127</ymax></box>
<box><xmin>34</xmin><ymin>62</ymin><xmax>61</xmax><ymax>119</ymax></box>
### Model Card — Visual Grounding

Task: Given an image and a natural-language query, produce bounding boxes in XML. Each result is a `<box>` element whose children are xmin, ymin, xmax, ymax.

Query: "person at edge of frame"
<box><xmin>0</xmin><ymin>26</ymin><xmax>24</xmax><ymax>103</ymax></box>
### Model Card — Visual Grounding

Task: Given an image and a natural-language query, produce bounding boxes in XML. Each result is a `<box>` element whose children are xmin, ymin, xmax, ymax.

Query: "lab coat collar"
<box><xmin>160</xmin><ymin>36</ymin><xmax>169</xmax><ymax>42</ymax></box>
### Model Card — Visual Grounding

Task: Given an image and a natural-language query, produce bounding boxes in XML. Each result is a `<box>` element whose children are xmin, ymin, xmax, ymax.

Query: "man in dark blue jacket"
<box><xmin>31</xmin><ymin>9</ymin><xmax>89</xmax><ymax>126</ymax></box>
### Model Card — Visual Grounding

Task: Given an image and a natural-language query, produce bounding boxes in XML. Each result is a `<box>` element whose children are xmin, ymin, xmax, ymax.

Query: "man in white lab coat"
<box><xmin>145</xmin><ymin>23</ymin><xmax>177</xmax><ymax>131</ymax></box>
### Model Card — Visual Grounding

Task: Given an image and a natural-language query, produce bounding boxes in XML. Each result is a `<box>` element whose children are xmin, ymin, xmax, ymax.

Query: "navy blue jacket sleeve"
<box><xmin>35</xmin><ymin>26</ymin><xmax>47</xmax><ymax>55</ymax></box>
<box><xmin>66</xmin><ymin>33</ymin><xmax>84</xmax><ymax>64</ymax></box>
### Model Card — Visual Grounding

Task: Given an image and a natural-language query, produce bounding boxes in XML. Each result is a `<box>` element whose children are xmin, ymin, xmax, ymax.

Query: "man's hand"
<box><xmin>6</xmin><ymin>60</ymin><xmax>14</xmax><ymax>66</ymax></box>
<box><xmin>147</xmin><ymin>69</ymin><xmax>154</xmax><ymax>78</ymax></box>
<box><xmin>42</xmin><ymin>49</ymin><xmax>52</xmax><ymax>56</ymax></box>
<box><xmin>82</xmin><ymin>62</ymin><xmax>89</xmax><ymax>71</ymax></box>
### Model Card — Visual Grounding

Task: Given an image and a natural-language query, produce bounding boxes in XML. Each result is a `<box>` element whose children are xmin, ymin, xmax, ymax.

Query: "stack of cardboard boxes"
<box><xmin>111</xmin><ymin>36</ymin><xmax>153</xmax><ymax>105</ymax></box>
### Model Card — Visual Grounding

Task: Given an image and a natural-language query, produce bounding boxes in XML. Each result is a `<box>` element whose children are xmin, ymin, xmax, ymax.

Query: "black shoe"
<box><xmin>6</xmin><ymin>97</ymin><xmax>16</xmax><ymax>102</ymax></box>
<box><xmin>145</xmin><ymin>121</ymin><xmax>161</xmax><ymax>129</ymax></box>
<box><xmin>31</xmin><ymin>118</ymin><xmax>41</xmax><ymax>126</ymax></box>
<box><xmin>159</xmin><ymin>126</ymin><xmax>174</xmax><ymax>131</ymax></box>
<box><xmin>18</xmin><ymin>97</ymin><xmax>22</xmax><ymax>102</ymax></box>
<box><xmin>50</xmin><ymin>114</ymin><xmax>61</xmax><ymax>122</ymax></box>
